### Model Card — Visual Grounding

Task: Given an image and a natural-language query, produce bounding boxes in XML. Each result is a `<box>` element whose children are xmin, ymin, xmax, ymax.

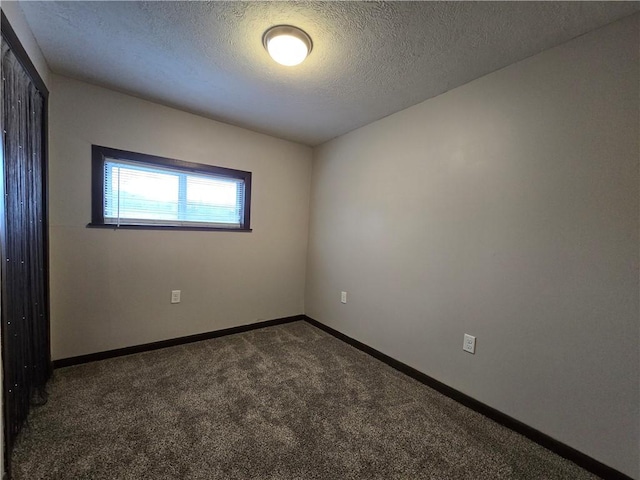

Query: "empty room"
<box><xmin>1</xmin><ymin>1</ymin><xmax>638</xmax><ymax>479</ymax></box>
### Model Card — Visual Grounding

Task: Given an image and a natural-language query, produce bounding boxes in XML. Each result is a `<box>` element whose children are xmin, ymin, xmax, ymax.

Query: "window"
<box><xmin>89</xmin><ymin>145</ymin><xmax>251</xmax><ymax>231</ymax></box>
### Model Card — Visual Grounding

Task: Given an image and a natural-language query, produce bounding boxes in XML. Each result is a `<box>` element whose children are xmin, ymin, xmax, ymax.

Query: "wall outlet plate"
<box><xmin>463</xmin><ymin>334</ymin><xmax>476</xmax><ymax>354</ymax></box>
<box><xmin>171</xmin><ymin>290</ymin><xmax>181</xmax><ymax>304</ymax></box>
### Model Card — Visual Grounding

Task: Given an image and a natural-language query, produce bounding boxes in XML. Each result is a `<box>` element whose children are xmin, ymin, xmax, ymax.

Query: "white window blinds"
<box><xmin>103</xmin><ymin>159</ymin><xmax>245</xmax><ymax>228</ymax></box>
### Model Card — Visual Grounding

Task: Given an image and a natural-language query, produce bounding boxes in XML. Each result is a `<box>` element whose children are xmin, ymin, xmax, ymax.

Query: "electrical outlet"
<box><xmin>171</xmin><ymin>290</ymin><xmax>181</xmax><ymax>304</ymax></box>
<box><xmin>463</xmin><ymin>334</ymin><xmax>476</xmax><ymax>354</ymax></box>
<box><xmin>340</xmin><ymin>291</ymin><xmax>347</xmax><ymax>304</ymax></box>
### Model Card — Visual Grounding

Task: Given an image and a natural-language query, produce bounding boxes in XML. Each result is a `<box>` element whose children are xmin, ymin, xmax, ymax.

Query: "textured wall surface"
<box><xmin>306</xmin><ymin>15</ymin><xmax>639</xmax><ymax>478</ymax></box>
<box><xmin>19</xmin><ymin>1</ymin><xmax>640</xmax><ymax>145</ymax></box>
<box><xmin>48</xmin><ymin>74</ymin><xmax>312</xmax><ymax>360</ymax></box>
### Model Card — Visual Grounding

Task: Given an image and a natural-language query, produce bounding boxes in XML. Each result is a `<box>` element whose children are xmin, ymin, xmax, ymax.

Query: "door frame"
<box><xmin>0</xmin><ymin>10</ymin><xmax>50</xmax><ymax>478</ymax></box>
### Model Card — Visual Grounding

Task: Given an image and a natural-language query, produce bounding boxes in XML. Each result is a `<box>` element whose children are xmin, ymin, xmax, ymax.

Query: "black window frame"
<box><xmin>88</xmin><ymin>145</ymin><xmax>252</xmax><ymax>231</ymax></box>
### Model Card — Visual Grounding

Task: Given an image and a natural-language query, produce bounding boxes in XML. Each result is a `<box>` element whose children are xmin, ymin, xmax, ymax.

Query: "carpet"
<box><xmin>11</xmin><ymin>321</ymin><xmax>599</xmax><ymax>479</ymax></box>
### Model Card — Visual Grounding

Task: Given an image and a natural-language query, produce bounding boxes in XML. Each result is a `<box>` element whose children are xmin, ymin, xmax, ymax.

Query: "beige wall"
<box><xmin>306</xmin><ymin>14</ymin><xmax>639</xmax><ymax>479</ymax></box>
<box><xmin>49</xmin><ymin>74</ymin><xmax>312</xmax><ymax>360</ymax></box>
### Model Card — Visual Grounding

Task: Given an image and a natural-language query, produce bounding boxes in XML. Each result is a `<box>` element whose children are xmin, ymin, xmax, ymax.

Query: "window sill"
<box><xmin>86</xmin><ymin>223</ymin><xmax>252</xmax><ymax>232</ymax></box>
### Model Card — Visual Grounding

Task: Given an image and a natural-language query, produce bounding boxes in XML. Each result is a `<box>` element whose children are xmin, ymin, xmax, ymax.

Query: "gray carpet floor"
<box><xmin>12</xmin><ymin>321</ymin><xmax>599</xmax><ymax>479</ymax></box>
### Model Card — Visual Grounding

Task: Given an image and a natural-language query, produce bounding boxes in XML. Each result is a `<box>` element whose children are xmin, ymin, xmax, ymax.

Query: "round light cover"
<box><xmin>263</xmin><ymin>25</ymin><xmax>312</xmax><ymax>66</ymax></box>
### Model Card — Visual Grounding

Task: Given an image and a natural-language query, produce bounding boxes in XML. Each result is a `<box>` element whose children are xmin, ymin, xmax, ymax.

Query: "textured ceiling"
<box><xmin>19</xmin><ymin>1</ymin><xmax>640</xmax><ymax>146</ymax></box>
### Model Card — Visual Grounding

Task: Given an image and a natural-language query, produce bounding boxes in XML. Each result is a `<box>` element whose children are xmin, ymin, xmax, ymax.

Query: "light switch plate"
<box><xmin>171</xmin><ymin>290</ymin><xmax>181</xmax><ymax>304</ymax></box>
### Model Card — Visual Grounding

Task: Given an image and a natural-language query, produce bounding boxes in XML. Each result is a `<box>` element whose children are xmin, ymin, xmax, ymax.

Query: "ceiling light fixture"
<box><xmin>263</xmin><ymin>25</ymin><xmax>312</xmax><ymax>67</ymax></box>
